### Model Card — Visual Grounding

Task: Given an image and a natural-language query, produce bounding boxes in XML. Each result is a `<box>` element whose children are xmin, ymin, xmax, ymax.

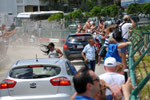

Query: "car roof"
<box><xmin>69</xmin><ymin>33</ymin><xmax>91</xmax><ymax>36</ymax></box>
<box><xmin>12</xmin><ymin>58</ymin><xmax>68</xmax><ymax>68</ymax></box>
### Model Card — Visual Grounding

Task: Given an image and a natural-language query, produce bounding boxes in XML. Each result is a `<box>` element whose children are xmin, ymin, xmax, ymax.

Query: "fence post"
<box><xmin>133</xmin><ymin>46</ymin><xmax>150</xmax><ymax>67</ymax></box>
<box><xmin>129</xmin><ymin>31</ymin><xmax>150</xmax><ymax>99</ymax></box>
<box><xmin>129</xmin><ymin>44</ymin><xmax>137</xmax><ymax>87</ymax></box>
<box><xmin>130</xmin><ymin>73</ymin><xmax>150</xmax><ymax>100</ymax></box>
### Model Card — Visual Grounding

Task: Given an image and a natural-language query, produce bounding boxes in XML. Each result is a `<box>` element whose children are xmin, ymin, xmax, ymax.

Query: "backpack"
<box><xmin>113</xmin><ymin>22</ymin><xmax>125</xmax><ymax>42</ymax></box>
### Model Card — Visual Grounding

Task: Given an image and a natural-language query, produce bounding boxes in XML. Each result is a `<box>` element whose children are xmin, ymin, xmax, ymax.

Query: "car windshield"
<box><xmin>68</xmin><ymin>35</ymin><xmax>91</xmax><ymax>43</ymax></box>
<box><xmin>9</xmin><ymin>66</ymin><xmax>61</xmax><ymax>79</ymax></box>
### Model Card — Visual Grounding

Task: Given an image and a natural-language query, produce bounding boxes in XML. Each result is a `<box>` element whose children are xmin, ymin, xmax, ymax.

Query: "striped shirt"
<box><xmin>103</xmin><ymin>32</ymin><xmax>113</xmax><ymax>47</ymax></box>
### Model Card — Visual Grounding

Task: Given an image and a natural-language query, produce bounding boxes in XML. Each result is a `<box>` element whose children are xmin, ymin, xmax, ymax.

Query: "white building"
<box><xmin>0</xmin><ymin>0</ymin><xmax>48</xmax><ymax>26</ymax></box>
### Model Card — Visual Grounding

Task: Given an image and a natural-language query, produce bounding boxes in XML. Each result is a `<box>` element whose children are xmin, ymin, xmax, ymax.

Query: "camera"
<box><xmin>124</xmin><ymin>68</ymin><xmax>129</xmax><ymax>82</ymax></box>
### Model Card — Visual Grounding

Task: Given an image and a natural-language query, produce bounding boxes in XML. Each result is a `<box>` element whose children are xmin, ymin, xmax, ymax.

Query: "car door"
<box><xmin>65</xmin><ymin>61</ymin><xmax>76</xmax><ymax>93</ymax></box>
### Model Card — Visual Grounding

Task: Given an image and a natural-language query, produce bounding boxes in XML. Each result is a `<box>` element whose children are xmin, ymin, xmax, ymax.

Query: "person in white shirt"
<box><xmin>81</xmin><ymin>38</ymin><xmax>96</xmax><ymax>72</ymax></box>
<box><xmin>99</xmin><ymin>57</ymin><xmax>125</xmax><ymax>100</ymax></box>
<box><xmin>120</xmin><ymin>15</ymin><xmax>135</xmax><ymax>68</ymax></box>
<box><xmin>41</xmin><ymin>42</ymin><xmax>63</xmax><ymax>58</ymax></box>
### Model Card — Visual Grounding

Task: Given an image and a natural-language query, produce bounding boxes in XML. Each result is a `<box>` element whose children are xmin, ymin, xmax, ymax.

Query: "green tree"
<box><xmin>126</xmin><ymin>3</ymin><xmax>142</xmax><ymax>15</ymax></box>
<box><xmin>86</xmin><ymin>0</ymin><xmax>96</xmax><ymax>11</ymax></box>
<box><xmin>90</xmin><ymin>6</ymin><xmax>102</xmax><ymax>18</ymax></box>
<box><xmin>114</xmin><ymin>0</ymin><xmax>121</xmax><ymax>6</ymax></box>
<box><xmin>64</xmin><ymin>12</ymin><xmax>73</xmax><ymax>21</ymax></box>
<box><xmin>142</xmin><ymin>3</ymin><xmax>150</xmax><ymax>15</ymax></box>
<box><xmin>72</xmin><ymin>9</ymin><xmax>83</xmax><ymax>20</ymax></box>
<box><xmin>48</xmin><ymin>13</ymin><xmax>64</xmax><ymax>21</ymax></box>
<box><xmin>101</xmin><ymin>5</ymin><xmax>120</xmax><ymax>17</ymax></box>
<box><xmin>85</xmin><ymin>12</ymin><xmax>91</xmax><ymax>17</ymax></box>
<box><xmin>108</xmin><ymin>4</ymin><xmax>120</xmax><ymax>17</ymax></box>
<box><xmin>80</xmin><ymin>0</ymin><xmax>96</xmax><ymax>12</ymax></box>
<box><xmin>101</xmin><ymin>6</ymin><xmax>110</xmax><ymax>17</ymax></box>
<box><xmin>100</xmin><ymin>0</ymin><xmax>114</xmax><ymax>7</ymax></box>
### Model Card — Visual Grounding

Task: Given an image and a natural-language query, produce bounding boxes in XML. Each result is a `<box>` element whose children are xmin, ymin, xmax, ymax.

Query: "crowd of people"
<box><xmin>79</xmin><ymin>15</ymin><xmax>135</xmax><ymax>69</ymax></box>
<box><xmin>40</xmin><ymin>15</ymin><xmax>135</xmax><ymax>100</ymax></box>
<box><xmin>71</xmin><ymin>60</ymin><xmax>134</xmax><ymax>100</ymax></box>
<box><xmin>0</xmin><ymin>14</ymin><xmax>135</xmax><ymax>100</ymax></box>
<box><xmin>72</xmin><ymin>15</ymin><xmax>135</xmax><ymax>100</ymax></box>
<box><xmin>43</xmin><ymin>15</ymin><xmax>135</xmax><ymax>100</ymax></box>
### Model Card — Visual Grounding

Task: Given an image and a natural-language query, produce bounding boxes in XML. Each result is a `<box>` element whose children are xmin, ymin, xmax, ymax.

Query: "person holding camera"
<box><xmin>120</xmin><ymin>15</ymin><xmax>135</xmax><ymax>68</ymax></box>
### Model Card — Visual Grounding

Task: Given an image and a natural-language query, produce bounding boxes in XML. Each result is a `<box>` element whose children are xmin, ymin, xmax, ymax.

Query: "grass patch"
<box><xmin>134</xmin><ymin>56</ymin><xmax>150</xmax><ymax>99</ymax></box>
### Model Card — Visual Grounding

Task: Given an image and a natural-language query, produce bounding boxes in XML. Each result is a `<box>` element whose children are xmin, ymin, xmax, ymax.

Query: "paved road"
<box><xmin>0</xmin><ymin>44</ymin><xmax>105</xmax><ymax>82</ymax></box>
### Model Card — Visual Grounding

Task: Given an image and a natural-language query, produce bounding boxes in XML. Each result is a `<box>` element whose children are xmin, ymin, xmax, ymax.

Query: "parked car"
<box><xmin>0</xmin><ymin>58</ymin><xmax>76</xmax><ymax>100</ymax></box>
<box><xmin>68</xmin><ymin>23</ymin><xmax>78</xmax><ymax>29</ymax></box>
<box><xmin>63</xmin><ymin>33</ymin><xmax>93</xmax><ymax>61</ymax></box>
<box><xmin>88</xmin><ymin>17</ymin><xmax>99</xmax><ymax>26</ymax></box>
<box><xmin>68</xmin><ymin>21</ymin><xmax>80</xmax><ymax>29</ymax></box>
<box><xmin>104</xmin><ymin>18</ymin><xmax>116</xmax><ymax>27</ymax></box>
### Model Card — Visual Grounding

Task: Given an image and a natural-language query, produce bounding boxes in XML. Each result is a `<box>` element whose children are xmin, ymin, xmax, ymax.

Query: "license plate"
<box><xmin>77</xmin><ymin>45</ymin><xmax>83</xmax><ymax>48</ymax></box>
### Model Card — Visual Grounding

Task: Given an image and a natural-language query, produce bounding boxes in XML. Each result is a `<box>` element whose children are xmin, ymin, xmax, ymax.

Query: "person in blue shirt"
<box><xmin>81</xmin><ymin>38</ymin><xmax>97</xmax><ymax>71</ymax></box>
<box><xmin>73</xmin><ymin>67</ymin><xmax>100</xmax><ymax>100</ymax></box>
<box><xmin>105</xmin><ymin>38</ymin><xmax>131</xmax><ymax>62</ymax></box>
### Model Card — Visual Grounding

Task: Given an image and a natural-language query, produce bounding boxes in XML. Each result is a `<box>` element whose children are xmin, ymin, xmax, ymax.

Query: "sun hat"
<box><xmin>104</xmin><ymin>57</ymin><xmax>117</xmax><ymax>67</ymax></box>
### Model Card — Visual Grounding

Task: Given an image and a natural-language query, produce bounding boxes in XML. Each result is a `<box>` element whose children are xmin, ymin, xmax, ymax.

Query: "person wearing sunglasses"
<box><xmin>73</xmin><ymin>67</ymin><xmax>100</xmax><ymax>100</ymax></box>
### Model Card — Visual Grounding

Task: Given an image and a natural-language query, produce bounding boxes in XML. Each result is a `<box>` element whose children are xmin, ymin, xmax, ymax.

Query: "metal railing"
<box><xmin>128</xmin><ymin>31</ymin><xmax>150</xmax><ymax>100</ymax></box>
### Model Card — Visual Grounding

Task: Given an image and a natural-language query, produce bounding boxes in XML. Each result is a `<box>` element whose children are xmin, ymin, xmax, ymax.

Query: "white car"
<box><xmin>0</xmin><ymin>58</ymin><xmax>76</xmax><ymax>100</ymax></box>
<box><xmin>68</xmin><ymin>21</ymin><xmax>81</xmax><ymax>29</ymax></box>
<box><xmin>104</xmin><ymin>18</ymin><xmax>115</xmax><ymax>27</ymax></box>
<box><xmin>68</xmin><ymin>23</ymin><xmax>77</xmax><ymax>29</ymax></box>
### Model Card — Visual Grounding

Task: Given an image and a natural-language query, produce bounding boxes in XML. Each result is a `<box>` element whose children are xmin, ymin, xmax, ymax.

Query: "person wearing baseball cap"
<box><xmin>104</xmin><ymin>57</ymin><xmax>117</xmax><ymax>67</ymax></box>
<box><xmin>99</xmin><ymin>57</ymin><xmax>125</xmax><ymax>100</ymax></box>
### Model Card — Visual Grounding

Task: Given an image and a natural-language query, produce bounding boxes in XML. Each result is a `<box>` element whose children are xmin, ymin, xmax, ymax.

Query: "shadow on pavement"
<box><xmin>71</xmin><ymin>60</ymin><xmax>85</xmax><ymax>66</ymax></box>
